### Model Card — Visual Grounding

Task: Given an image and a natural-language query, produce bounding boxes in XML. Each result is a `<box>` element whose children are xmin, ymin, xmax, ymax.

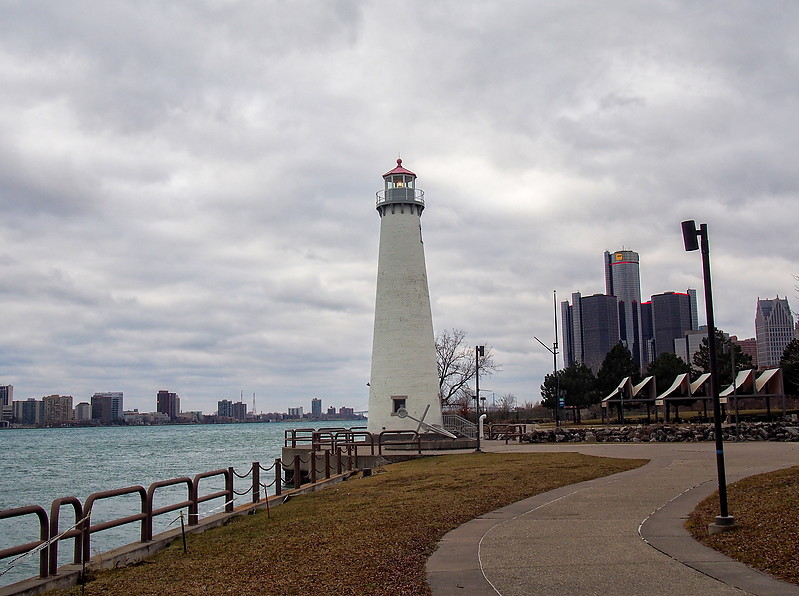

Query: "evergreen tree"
<box><xmin>691</xmin><ymin>329</ymin><xmax>753</xmax><ymax>387</ymax></box>
<box><xmin>596</xmin><ymin>344</ymin><xmax>639</xmax><ymax>397</ymax></box>
<box><xmin>539</xmin><ymin>371</ymin><xmax>558</xmax><ymax>410</ymax></box>
<box><xmin>540</xmin><ymin>364</ymin><xmax>597</xmax><ymax>422</ymax></box>
<box><xmin>647</xmin><ymin>352</ymin><xmax>691</xmax><ymax>395</ymax></box>
<box><xmin>559</xmin><ymin>363</ymin><xmax>597</xmax><ymax>422</ymax></box>
<box><xmin>781</xmin><ymin>339</ymin><xmax>799</xmax><ymax>396</ymax></box>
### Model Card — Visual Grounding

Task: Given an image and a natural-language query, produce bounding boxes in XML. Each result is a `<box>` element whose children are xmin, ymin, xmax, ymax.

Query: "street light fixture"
<box><xmin>681</xmin><ymin>220</ymin><xmax>736</xmax><ymax>531</ymax></box>
<box><xmin>534</xmin><ymin>291</ymin><xmax>561</xmax><ymax>428</ymax></box>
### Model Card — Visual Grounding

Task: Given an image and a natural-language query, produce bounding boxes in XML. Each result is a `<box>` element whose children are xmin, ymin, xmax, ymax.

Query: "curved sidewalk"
<box><xmin>426</xmin><ymin>441</ymin><xmax>799</xmax><ymax>596</ymax></box>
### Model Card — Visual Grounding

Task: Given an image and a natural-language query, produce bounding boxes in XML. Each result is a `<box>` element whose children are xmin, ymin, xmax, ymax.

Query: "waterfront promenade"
<box><xmin>427</xmin><ymin>441</ymin><xmax>799</xmax><ymax>596</ymax></box>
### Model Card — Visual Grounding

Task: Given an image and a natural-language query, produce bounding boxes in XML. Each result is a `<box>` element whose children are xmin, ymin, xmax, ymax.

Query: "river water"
<box><xmin>0</xmin><ymin>421</ymin><xmax>343</xmax><ymax>587</ymax></box>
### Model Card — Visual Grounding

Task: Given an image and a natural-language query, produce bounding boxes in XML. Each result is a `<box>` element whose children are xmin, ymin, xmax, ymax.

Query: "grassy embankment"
<box><xmin>687</xmin><ymin>465</ymin><xmax>799</xmax><ymax>586</ymax></box>
<box><xmin>50</xmin><ymin>452</ymin><xmax>644</xmax><ymax>596</ymax></box>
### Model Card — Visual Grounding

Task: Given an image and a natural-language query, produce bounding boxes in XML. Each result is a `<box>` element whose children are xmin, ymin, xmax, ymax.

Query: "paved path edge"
<box><xmin>427</xmin><ymin>455</ymin><xmax>799</xmax><ymax>596</ymax></box>
<box><xmin>639</xmin><ymin>476</ymin><xmax>799</xmax><ymax>596</ymax></box>
<box><xmin>426</xmin><ymin>462</ymin><xmax>655</xmax><ymax>595</ymax></box>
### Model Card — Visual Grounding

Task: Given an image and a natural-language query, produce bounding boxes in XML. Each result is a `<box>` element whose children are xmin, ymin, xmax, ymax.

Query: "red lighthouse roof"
<box><xmin>383</xmin><ymin>158</ymin><xmax>416</xmax><ymax>178</ymax></box>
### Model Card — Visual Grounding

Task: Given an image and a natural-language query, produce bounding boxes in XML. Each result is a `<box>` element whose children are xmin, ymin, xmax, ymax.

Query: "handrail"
<box><xmin>48</xmin><ymin>497</ymin><xmax>83</xmax><ymax>576</ymax></box>
<box><xmin>378</xmin><ymin>430</ymin><xmax>421</xmax><ymax>455</ymax></box>
<box><xmin>0</xmin><ymin>505</ymin><xmax>49</xmax><ymax>579</ymax></box>
<box><xmin>190</xmin><ymin>469</ymin><xmax>233</xmax><ymax>524</ymax></box>
<box><xmin>82</xmin><ymin>485</ymin><xmax>147</xmax><ymax>564</ymax></box>
<box><xmin>284</xmin><ymin>428</ymin><xmax>317</xmax><ymax>447</ymax></box>
<box><xmin>332</xmin><ymin>430</ymin><xmax>375</xmax><ymax>456</ymax></box>
<box><xmin>145</xmin><ymin>477</ymin><xmax>193</xmax><ymax>541</ymax></box>
<box><xmin>311</xmin><ymin>431</ymin><xmax>337</xmax><ymax>451</ymax></box>
<box><xmin>375</xmin><ymin>188</ymin><xmax>425</xmax><ymax>205</ymax></box>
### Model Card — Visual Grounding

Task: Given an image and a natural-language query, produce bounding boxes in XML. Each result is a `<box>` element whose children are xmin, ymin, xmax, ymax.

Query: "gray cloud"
<box><xmin>1</xmin><ymin>1</ymin><xmax>797</xmax><ymax>414</ymax></box>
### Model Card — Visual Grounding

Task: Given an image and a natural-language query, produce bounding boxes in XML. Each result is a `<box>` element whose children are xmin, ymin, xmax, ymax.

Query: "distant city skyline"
<box><xmin>1</xmin><ymin>387</ymin><xmax>358</xmax><ymax>427</ymax></box>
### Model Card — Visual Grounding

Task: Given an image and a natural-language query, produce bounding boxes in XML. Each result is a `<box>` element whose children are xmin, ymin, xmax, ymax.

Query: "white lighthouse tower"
<box><xmin>367</xmin><ymin>159</ymin><xmax>443</xmax><ymax>433</ymax></box>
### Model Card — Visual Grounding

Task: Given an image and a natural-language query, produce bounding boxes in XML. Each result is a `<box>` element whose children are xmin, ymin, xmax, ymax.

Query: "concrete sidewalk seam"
<box><xmin>476</xmin><ymin>485</ymin><xmax>592</xmax><ymax>595</ymax></box>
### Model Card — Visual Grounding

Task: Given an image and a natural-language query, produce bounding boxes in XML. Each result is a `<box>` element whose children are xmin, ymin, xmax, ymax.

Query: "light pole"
<box><xmin>475</xmin><ymin>345</ymin><xmax>485</xmax><ymax>452</ymax></box>
<box><xmin>535</xmin><ymin>291</ymin><xmax>560</xmax><ymax>427</ymax></box>
<box><xmin>535</xmin><ymin>336</ymin><xmax>560</xmax><ymax>427</ymax></box>
<box><xmin>681</xmin><ymin>220</ymin><xmax>736</xmax><ymax>531</ymax></box>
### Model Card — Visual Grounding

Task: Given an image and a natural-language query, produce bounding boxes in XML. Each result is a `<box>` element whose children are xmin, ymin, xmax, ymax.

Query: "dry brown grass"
<box><xmin>49</xmin><ymin>452</ymin><xmax>644</xmax><ymax>596</ymax></box>
<box><xmin>686</xmin><ymin>465</ymin><xmax>799</xmax><ymax>586</ymax></box>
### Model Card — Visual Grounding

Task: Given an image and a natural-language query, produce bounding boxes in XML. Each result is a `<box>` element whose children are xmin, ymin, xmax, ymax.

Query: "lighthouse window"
<box><xmin>391</xmin><ymin>396</ymin><xmax>407</xmax><ymax>413</ymax></box>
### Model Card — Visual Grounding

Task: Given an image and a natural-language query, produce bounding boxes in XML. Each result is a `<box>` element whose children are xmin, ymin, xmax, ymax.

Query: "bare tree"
<box><xmin>498</xmin><ymin>393</ymin><xmax>517</xmax><ymax>416</ymax></box>
<box><xmin>436</xmin><ymin>328</ymin><xmax>501</xmax><ymax>408</ymax></box>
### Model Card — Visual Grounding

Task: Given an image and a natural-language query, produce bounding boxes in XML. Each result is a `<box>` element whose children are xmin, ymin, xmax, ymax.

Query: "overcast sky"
<box><xmin>1</xmin><ymin>1</ymin><xmax>797</xmax><ymax>415</ymax></box>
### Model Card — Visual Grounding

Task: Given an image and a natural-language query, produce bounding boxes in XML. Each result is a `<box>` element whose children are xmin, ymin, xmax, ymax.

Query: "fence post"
<box><xmin>252</xmin><ymin>462</ymin><xmax>260</xmax><ymax>504</ymax></box>
<box><xmin>225</xmin><ymin>469</ymin><xmax>234</xmax><ymax>513</ymax></box>
<box><xmin>336</xmin><ymin>447</ymin><xmax>343</xmax><ymax>475</ymax></box>
<box><xmin>81</xmin><ymin>506</ymin><xmax>91</xmax><ymax>564</ymax></box>
<box><xmin>275</xmin><ymin>458</ymin><xmax>282</xmax><ymax>496</ymax></box>
<box><xmin>310</xmin><ymin>451</ymin><xmax>317</xmax><ymax>484</ymax></box>
<box><xmin>324</xmin><ymin>450</ymin><xmax>331</xmax><ymax>479</ymax></box>
<box><xmin>294</xmin><ymin>455</ymin><xmax>302</xmax><ymax>489</ymax></box>
<box><xmin>49</xmin><ymin>497</ymin><xmax>83</xmax><ymax>576</ymax></box>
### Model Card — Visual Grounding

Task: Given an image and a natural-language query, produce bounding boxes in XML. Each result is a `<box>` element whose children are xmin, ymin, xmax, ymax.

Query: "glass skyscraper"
<box><xmin>561</xmin><ymin>292</ymin><xmax>621</xmax><ymax>372</ymax></box>
<box><xmin>649</xmin><ymin>291</ymin><xmax>698</xmax><ymax>359</ymax></box>
<box><xmin>604</xmin><ymin>250</ymin><xmax>643</xmax><ymax>367</ymax></box>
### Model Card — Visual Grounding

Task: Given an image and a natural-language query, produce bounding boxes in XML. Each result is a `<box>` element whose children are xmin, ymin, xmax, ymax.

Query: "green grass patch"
<box><xmin>686</xmin><ymin>465</ymin><xmax>799</xmax><ymax>586</ymax></box>
<box><xmin>51</xmin><ymin>452</ymin><xmax>645</xmax><ymax>596</ymax></box>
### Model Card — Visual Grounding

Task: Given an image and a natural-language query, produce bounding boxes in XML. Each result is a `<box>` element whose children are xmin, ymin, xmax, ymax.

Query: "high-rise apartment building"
<box><xmin>561</xmin><ymin>292</ymin><xmax>621</xmax><ymax>372</ymax></box>
<box><xmin>0</xmin><ymin>385</ymin><xmax>12</xmax><ymax>423</ymax></box>
<box><xmin>231</xmin><ymin>401</ymin><xmax>247</xmax><ymax>421</ymax></box>
<box><xmin>13</xmin><ymin>398</ymin><xmax>43</xmax><ymax>425</ymax></box>
<box><xmin>218</xmin><ymin>399</ymin><xmax>233</xmax><ymax>418</ymax></box>
<box><xmin>42</xmin><ymin>395</ymin><xmax>73</xmax><ymax>425</ymax></box>
<box><xmin>311</xmin><ymin>398</ymin><xmax>322</xmax><ymax>417</ymax></box>
<box><xmin>74</xmin><ymin>402</ymin><xmax>92</xmax><ymax>421</ymax></box>
<box><xmin>156</xmin><ymin>390</ymin><xmax>180</xmax><ymax>421</ymax></box>
<box><xmin>0</xmin><ymin>385</ymin><xmax>13</xmax><ymax>407</ymax></box>
<box><xmin>755</xmin><ymin>297</ymin><xmax>795</xmax><ymax>368</ymax></box>
<box><xmin>91</xmin><ymin>392</ymin><xmax>124</xmax><ymax>423</ymax></box>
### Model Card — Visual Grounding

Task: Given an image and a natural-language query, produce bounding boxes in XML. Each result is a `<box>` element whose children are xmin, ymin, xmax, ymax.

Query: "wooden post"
<box><xmin>252</xmin><ymin>462</ymin><xmax>260</xmax><ymax>504</ymax></box>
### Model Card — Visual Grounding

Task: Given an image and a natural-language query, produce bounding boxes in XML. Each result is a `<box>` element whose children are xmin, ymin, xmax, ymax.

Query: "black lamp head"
<box><xmin>681</xmin><ymin>220</ymin><xmax>700</xmax><ymax>251</ymax></box>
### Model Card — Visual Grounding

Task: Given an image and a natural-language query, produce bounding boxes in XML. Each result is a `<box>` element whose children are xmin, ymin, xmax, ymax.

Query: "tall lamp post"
<box><xmin>475</xmin><ymin>345</ymin><xmax>485</xmax><ymax>452</ymax></box>
<box><xmin>535</xmin><ymin>290</ymin><xmax>561</xmax><ymax>428</ymax></box>
<box><xmin>681</xmin><ymin>220</ymin><xmax>736</xmax><ymax>531</ymax></box>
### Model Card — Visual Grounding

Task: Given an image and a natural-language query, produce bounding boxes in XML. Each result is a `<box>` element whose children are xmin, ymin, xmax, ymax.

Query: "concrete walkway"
<box><xmin>426</xmin><ymin>441</ymin><xmax>799</xmax><ymax>596</ymax></box>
